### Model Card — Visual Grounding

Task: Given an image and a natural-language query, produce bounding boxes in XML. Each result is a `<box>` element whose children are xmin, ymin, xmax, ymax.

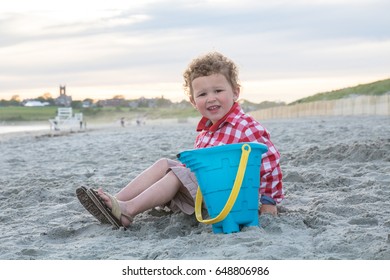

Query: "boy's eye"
<box><xmin>198</xmin><ymin>92</ymin><xmax>206</xmax><ymax>97</ymax></box>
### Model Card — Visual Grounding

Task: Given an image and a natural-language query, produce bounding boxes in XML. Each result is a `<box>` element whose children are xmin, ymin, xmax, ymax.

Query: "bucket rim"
<box><xmin>177</xmin><ymin>142</ymin><xmax>268</xmax><ymax>158</ymax></box>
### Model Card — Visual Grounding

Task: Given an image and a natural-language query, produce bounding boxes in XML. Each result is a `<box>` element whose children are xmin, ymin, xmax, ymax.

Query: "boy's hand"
<box><xmin>260</xmin><ymin>204</ymin><xmax>277</xmax><ymax>216</ymax></box>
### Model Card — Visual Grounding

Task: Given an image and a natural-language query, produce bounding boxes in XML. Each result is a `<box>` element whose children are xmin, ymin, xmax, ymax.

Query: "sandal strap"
<box><xmin>106</xmin><ymin>193</ymin><xmax>122</xmax><ymax>220</ymax></box>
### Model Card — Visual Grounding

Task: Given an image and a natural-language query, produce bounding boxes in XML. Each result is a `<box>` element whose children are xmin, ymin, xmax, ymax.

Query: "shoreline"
<box><xmin>0</xmin><ymin>113</ymin><xmax>384</xmax><ymax>135</ymax></box>
<box><xmin>0</xmin><ymin>123</ymin><xmax>51</xmax><ymax>134</ymax></box>
<box><xmin>0</xmin><ymin>117</ymin><xmax>200</xmax><ymax>142</ymax></box>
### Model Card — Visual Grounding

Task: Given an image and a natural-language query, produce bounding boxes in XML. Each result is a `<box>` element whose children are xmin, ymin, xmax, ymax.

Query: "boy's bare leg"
<box><xmin>115</xmin><ymin>158</ymin><xmax>170</xmax><ymax>201</ymax></box>
<box><xmin>97</xmin><ymin>171</ymin><xmax>182</xmax><ymax>226</ymax></box>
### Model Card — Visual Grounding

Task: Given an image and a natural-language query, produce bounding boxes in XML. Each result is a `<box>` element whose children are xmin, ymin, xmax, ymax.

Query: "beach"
<box><xmin>0</xmin><ymin>115</ymin><xmax>389</xmax><ymax>260</ymax></box>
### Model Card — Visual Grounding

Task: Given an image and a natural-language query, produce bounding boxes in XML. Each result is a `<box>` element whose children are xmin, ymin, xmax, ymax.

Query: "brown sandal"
<box><xmin>76</xmin><ymin>186</ymin><xmax>122</xmax><ymax>229</ymax></box>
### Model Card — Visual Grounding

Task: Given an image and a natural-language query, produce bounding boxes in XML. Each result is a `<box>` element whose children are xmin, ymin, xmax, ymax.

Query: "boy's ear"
<box><xmin>190</xmin><ymin>96</ymin><xmax>197</xmax><ymax>108</ymax></box>
<box><xmin>233</xmin><ymin>87</ymin><xmax>240</xmax><ymax>101</ymax></box>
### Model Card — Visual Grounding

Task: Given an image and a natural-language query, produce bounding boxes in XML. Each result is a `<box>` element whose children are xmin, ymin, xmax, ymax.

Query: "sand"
<box><xmin>0</xmin><ymin>115</ymin><xmax>389</xmax><ymax>260</ymax></box>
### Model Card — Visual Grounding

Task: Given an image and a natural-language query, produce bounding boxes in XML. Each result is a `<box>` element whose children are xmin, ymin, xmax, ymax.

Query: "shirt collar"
<box><xmin>196</xmin><ymin>102</ymin><xmax>240</xmax><ymax>132</ymax></box>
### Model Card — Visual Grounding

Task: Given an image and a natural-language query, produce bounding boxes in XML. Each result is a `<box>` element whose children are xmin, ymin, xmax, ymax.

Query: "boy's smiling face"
<box><xmin>190</xmin><ymin>73</ymin><xmax>240</xmax><ymax>124</ymax></box>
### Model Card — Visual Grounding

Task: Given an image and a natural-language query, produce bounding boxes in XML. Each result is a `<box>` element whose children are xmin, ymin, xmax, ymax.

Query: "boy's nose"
<box><xmin>206</xmin><ymin>92</ymin><xmax>217</xmax><ymax>103</ymax></box>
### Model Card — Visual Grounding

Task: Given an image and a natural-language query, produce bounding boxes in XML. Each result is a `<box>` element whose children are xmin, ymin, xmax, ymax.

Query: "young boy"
<box><xmin>77</xmin><ymin>52</ymin><xmax>283</xmax><ymax>228</ymax></box>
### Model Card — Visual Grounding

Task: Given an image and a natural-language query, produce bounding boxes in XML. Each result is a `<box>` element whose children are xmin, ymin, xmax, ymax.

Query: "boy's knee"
<box><xmin>154</xmin><ymin>158</ymin><xmax>170</xmax><ymax>171</ymax></box>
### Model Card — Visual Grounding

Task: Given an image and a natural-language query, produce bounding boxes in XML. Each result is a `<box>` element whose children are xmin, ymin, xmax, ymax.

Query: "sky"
<box><xmin>0</xmin><ymin>0</ymin><xmax>389</xmax><ymax>103</ymax></box>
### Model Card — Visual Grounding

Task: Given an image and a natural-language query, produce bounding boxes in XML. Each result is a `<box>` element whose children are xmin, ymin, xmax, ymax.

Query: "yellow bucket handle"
<box><xmin>195</xmin><ymin>144</ymin><xmax>251</xmax><ymax>224</ymax></box>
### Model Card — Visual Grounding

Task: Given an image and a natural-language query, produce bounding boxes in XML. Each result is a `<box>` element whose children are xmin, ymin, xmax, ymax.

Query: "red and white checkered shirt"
<box><xmin>194</xmin><ymin>102</ymin><xmax>284</xmax><ymax>203</ymax></box>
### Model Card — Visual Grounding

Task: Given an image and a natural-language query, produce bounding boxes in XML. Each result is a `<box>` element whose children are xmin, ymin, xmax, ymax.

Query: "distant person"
<box><xmin>77</xmin><ymin>52</ymin><xmax>283</xmax><ymax>229</ymax></box>
<box><xmin>53</xmin><ymin>120</ymin><xmax>59</xmax><ymax>131</ymax></box>
<box><xmin>120</xmin><ymin>117</ymin><xmax>125</xmax><ymax>127</ymax></box>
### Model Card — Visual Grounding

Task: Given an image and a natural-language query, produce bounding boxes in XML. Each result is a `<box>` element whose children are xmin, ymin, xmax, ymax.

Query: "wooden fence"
<box><xmin>250</xmin><ymin>94</ymin><xmax>390</xmax><ymax>120</ymax></box>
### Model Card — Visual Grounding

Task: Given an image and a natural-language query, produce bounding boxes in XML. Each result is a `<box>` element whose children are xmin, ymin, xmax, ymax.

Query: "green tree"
<box><xmin>37</xmin><ymin>92</ymin><xmax>54</xmax><ymax>105</ymax></box>
<box><xmin>71</xmin><ymin>100</ymin><xmax>83</xmax><ymax>108</ymax></box>
<box><xmin>10</xmin><ymin>95</ymin><xmax>21</xmax><ymax>106</ymax></box>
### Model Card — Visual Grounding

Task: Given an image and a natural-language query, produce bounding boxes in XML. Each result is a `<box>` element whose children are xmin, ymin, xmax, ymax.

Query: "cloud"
<box><xmin>0</xmin><ymin>0</ymin><xmax>389</xmax><ymax>102</ymax></box>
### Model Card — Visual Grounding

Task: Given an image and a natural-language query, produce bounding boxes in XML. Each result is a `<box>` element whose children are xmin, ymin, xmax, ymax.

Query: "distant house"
<box><xmin>128</xmin><ymin>97</ymin><xmax>158</xmax><ymax>108</ymax></box>
<box><xmin>82</xmin><ymin>101</ymin><xmax>92</xmax><ymax>108</ymax></box>
<box><xmin>97</xmin><ymin>98</ymin><xmax>128</xmax><ymax>107</ymax></box>
<box><xmin>23</xmin><ymin>100</ymin><xmax>50</xmax><ymax>107</ymax></box>
<box><xmin>54</xmin><ymin>85</ymin><xmax>72</xmax><ymax>107</ymax></box>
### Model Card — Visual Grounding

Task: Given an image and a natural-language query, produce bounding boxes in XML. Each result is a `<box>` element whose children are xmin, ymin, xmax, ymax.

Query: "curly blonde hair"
<box><xmin>183</xmin><ymin>52</ymin><xmax>240</xmax><ymax>99</ymax></box>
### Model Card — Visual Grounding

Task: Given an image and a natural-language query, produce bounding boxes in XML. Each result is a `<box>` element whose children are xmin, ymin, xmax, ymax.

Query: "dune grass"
<box><xmin>0</xmin><ymin>106</ymin><xmax>58</xmax><ymax>122</ymax></box>
<box><xmin>291</xmin><ymin>78</ymin><xmax>390</xmax><ymax>104</ymax></box>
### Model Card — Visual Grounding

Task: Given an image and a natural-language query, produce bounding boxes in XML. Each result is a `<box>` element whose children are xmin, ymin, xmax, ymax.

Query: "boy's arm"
<box><xmin>242</xmin><ymin>124</ymin><xmax>284</xmax><ymax>203</ymax></box>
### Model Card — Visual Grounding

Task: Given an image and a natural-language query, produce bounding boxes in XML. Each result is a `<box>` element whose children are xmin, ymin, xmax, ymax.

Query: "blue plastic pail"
<box><xmin>177</xmin><ymin>142</ymin><xmax>268</xmax><ymax>234</ymax></box>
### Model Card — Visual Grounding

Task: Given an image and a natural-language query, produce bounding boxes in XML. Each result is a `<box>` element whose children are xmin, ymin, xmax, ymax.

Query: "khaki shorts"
<box><xmin>166</xmin><ymin>159</ymin><xmax>198</xmax><ymax>215</ymax></box>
